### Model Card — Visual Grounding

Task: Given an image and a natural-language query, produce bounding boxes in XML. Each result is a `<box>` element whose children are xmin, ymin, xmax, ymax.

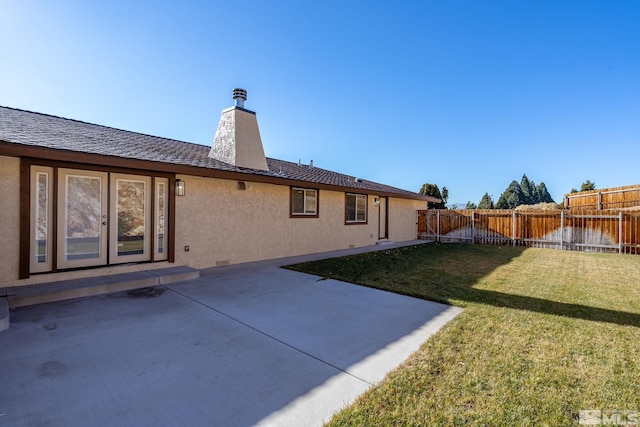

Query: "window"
<box><xmin>346</xmin><ymin>193</ymin><xmax>367</xmax><ymax>223</ymax></box>
<box><xmin>155</xmin><ymin>178</ymin><xmax>169</xmax><ymax>260</ymax></box>
<box><xmin>291</xmin><ymin>187</ymin><xmax>318</xmax><ymax>217</ymax></box>
<box><xmin>30</xmin><ymin>166</ymin><xmax>54</xmax><ymax>273</ymax></box>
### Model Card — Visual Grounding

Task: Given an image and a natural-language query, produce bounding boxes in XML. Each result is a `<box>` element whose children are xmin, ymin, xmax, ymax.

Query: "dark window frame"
<box><xmin>290</xmin><ymin>187</ymin><xmax>319</xmax><ymax>218</ymax></box>
<box><xmin>345</xmin><ymin>193</ymin><xmax>368</xmax><ymax>224</ymax></box>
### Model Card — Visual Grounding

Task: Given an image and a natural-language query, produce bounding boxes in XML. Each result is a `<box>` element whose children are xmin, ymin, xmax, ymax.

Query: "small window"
<box><xmin>291</xmin><ymin>187</ymin><xmax>318</xmax><ymax>217</ymax></box>
<box><xmin>30</xmin><ymin>166</ymin><xmax>54</xmax><ymax>273</ymax></box>
<box><xmin>155</xmin><ymin>178</ymin><xmax>169</xmax><ymax>260</ymax></box>
<box><xmin>346</xmin><ymin>193</ymin><xmax>367</xmax><ymax>223</ymax></box>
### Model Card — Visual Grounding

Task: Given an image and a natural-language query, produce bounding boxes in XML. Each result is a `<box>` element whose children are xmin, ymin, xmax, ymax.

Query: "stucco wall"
<box><xmin>2</xmin><ymin>167</ymin><xmax>424</xmax><ymax>286</ymax></box>
<box><xmin>0</xmin><ymin>156</ymin><xmax>20</xmax><ymax>284</ymax></box>
<box><xmin>388</xmin><ymin>197</ymin><xmax>427</xmax><ymax>242</ymax></box>
<box><xmin>174</xmin><ymin>175</ymin><xmax>389</xmax><ymax>269</ymax></box>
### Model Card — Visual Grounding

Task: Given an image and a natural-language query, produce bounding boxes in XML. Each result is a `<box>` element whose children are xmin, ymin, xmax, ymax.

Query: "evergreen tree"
<box><xmin>419</xmin><ymin>183</ymin><xmax>446</xmax><ymax>209</ymax></box>
<box><xmin>465</xmin><ymin>201</ymin><xmax>477</xmax><ymax>209</ymax></box>
<box><xmin>529</xmin><ymin>180</ymin><xmax>540</xmax><ymax>203</ymax></box>
<box><xmin>569</xmin><ymin>180</ymin><xmax>595</xmax><ymax>194</ymax></box>
<box><xmin>494</xmin><ymin>175</ymin><xmax>555</xmax><ymax>208</ymax></box>
<box><xmin>536</xmin><ymin>182</ymin><xmax>554</xmax><ymax>203</ymax></box>
<box><xmin>478</xmin><ymin>192</ymin><xmax>494</xmax><ymax>209</ymax></box>
<box><xmin>441</xmin><ymin>187</ymin><xmax>449</xmax><ymax>206</ymax></box>
<box><xmin>580</xmin><ymin>180</ymin><xmax>596</xmax><ymax>192</ymax></box>
<box><xmin>520</xmin><ymin>175</ymin><xmax>534</xmax><ymax>205</ymax></box>
<box><xmin>495</xmin><ymin>180</ymin><xmax>524</xmax><ymax>209</ymax></box>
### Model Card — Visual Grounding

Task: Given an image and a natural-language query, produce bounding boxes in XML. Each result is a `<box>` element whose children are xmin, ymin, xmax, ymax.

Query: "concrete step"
<box><xmin>375</xmin><ymin>239</ymin><xmax>395</xmax><ymax>246</ymax></box>
<box><xmin>5</xmin><ymin>266</ymin><xmax>200</xmax><ymax>310</ymax></box>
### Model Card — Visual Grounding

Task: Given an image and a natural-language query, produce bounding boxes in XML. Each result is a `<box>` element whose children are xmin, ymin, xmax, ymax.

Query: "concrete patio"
<box><xmin>0</xmin><ymin>242</ymin><xmax>462</xmax><ymax>426</ymax></box>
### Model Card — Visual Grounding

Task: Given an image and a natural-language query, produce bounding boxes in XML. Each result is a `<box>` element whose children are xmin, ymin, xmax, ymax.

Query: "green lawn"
<box><xmin>286</xmin><ymin>244</ymin><xmax>640</xmax><ymax>426</ymax></box>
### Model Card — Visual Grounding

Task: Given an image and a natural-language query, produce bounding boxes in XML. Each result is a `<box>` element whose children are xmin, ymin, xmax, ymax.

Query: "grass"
<box><xmin>286</xmin><ymin>244</ymin><xmax>640</xmax><ymax>426</ymax></box>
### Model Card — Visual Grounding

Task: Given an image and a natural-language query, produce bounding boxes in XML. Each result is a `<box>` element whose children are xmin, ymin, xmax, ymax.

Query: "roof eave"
<box><xmin>0</xmin><ymin>141</ymin><xmax>428</xmax><ymax>201</ymax></box>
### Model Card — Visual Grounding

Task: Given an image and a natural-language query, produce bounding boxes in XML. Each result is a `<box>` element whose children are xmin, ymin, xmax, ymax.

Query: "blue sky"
<box><xmin>1</xmin><ymin>1</ymin><xmax>638</xmax><ymax>205</ymax></box>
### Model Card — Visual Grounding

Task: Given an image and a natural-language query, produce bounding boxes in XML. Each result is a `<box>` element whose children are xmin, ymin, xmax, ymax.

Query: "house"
<box><xmin>0</xmin><ymin>89</ymin><xmax>438</xmax><ymax>289</ymax></box>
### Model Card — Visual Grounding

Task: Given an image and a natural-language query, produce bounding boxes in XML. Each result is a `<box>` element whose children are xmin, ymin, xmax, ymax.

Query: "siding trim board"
<box><xmin>19</xmin><ymin>160</ymin><xmax>30</xmax><ymax>279</ymax></box>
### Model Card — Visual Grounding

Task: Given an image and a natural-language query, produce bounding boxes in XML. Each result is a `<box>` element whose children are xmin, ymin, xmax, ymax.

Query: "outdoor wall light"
<box><xmin>176</xmin><ymin>179</ymin><xmax>185</xmax><ymax>196</ymax></box>
<box><xmin>238</xmin><ymin>181</ymin><xmax>253</xmax><ymax>191</ymax></box>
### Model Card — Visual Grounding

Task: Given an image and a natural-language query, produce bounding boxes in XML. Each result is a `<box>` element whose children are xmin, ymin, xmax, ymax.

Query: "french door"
<box><xmin>29</xmin><ymin>167</ymin><xmax>168</xmax><ymax>273</ymax></box>
<box><xmin>57</xmin><ymin>169</ymin><xmax>109</xmax><ymax>269</ymax></box>
<box><xmin>109</xmin><ymin>173</ymin><xmax>151</xmax><ymax>264</ymax></box>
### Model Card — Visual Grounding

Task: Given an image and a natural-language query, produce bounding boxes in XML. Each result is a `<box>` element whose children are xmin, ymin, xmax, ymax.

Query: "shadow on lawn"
<box><xmin>289</xmin><ymin>243</ymin><xmax>640</xmax><ymax>329</ymax></box>
<box><xmin>432</xmin><ymin>246</ymin><xmax>640</xmax><ymax>329</ymax></box>
<box><xmin>461</xmin><ymin>288</ymin><xmax>640</xmax><ymax>328</ymax></box>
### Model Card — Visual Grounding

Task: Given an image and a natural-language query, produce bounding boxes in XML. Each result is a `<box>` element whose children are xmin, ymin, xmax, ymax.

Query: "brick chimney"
<box><xmin>208</xmin><ymin>88</ymin><xmax>269</xmax><ymax>171</ymax></box>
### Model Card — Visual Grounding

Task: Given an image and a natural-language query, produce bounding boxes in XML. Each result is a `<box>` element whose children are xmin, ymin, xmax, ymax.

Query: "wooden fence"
<box><xmin>417</xmin><ymin>209</ymin><xmax>640</xmax><ymax>254</ymax></box>
<box><xmin>565</xmin><ymin>184</ymin><xmax>640</xmax><ymax>210</ymax></box>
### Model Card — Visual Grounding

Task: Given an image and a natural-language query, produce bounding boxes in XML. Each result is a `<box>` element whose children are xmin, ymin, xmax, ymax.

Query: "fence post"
<box><xmin>471</xmin><ymin>211</ymin><xmax>475</xmax><ymax>244</ymax></box>
<box><xmin>436</xmin><ymin>210</ymin><xmax>440</xmax><ymax>243</ymax></box>
<box><xmin>511</xmin><ymin>211</ymin><xmax>516</xmax><ymax>246</ymax></box>
<box><xmin>520</xmin><ymin>213</ymin><xmax>529</xmax><ymax>247</ymax></box>
<box><xmin>560</xmin><ymin>210</ymin><xmax>564</xmax><ymax>250</ymax></box>
<box><xmin>619</xmin><ymin>211</ymin><xmax>623</xmax><ymax>254</ymax></box>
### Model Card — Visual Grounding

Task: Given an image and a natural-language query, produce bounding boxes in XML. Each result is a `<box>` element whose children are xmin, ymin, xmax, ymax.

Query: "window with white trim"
<box><xmin>30</xmin><ymin>166</ymin><xmax>54</xmax><ymax>273</ymax></box>
<box><xmin>346</xmin><ymin>193</ymin><xmax>367</xmax><ymax>223</ymax></box>
<box><xmin>291</xmin><ymin>187</ymin><xmax>318</xmax><ymax>217</ymax></box>
<box><xmin>155</xmin><ymin>178</ymin><xmax>169</xmax><ymax>260</ymax></box>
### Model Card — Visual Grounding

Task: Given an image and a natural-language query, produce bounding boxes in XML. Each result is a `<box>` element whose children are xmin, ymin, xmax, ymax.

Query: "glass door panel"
<box><xmin>110</xmin><ymin>174</ymin><xmax>151</xmax><ymax>263</ymax></box>
<box><xmin>57</xmin><ymin>169</ymin><xmax>108</xmax><ymax>269</ymax></box>
<box><xmin>154</xmin><ymin>178</ymin><xmax>169</xmax><ymax>260</ymax></box>
<box><xmin>30</xmin><ymin>166</ymin><xmax>54</xmax><ymax>273</ymax></box>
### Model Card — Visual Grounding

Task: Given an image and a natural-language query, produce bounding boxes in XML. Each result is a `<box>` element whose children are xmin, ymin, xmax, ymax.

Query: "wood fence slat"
<box><xmin>565</xmin><ymin>184</ymin><xmax>640</xmax><ymax>210</ymax></box>
<box><xmin>416</xmin><ymin>209</ymin><xmax>640</xmax><ymax>255</ymax></box>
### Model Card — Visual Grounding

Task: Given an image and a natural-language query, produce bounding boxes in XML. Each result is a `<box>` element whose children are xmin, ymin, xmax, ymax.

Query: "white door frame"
<box><xmin>109</xmin><ymin>173</ymin><xmax>152</xmax><ymax>264</ymax></box>
<box><xmin>57</xmin><ymin>169</ymin><xmax>108</xmax><ymax>269</ymax></box>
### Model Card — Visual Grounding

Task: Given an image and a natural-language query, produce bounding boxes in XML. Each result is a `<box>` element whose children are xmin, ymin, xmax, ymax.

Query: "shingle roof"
<box><xmin>0</xmin><ymin>106</ymin><xmax>433</xmax><ymax>200</ymax></box>
<box><xmin>266</xmin><ymin>158</ymin><xmax>419</xmax><ymax>196</ymax></box>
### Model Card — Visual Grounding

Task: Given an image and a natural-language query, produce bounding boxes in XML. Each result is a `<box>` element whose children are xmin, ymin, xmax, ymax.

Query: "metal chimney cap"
<box><xmin>232</xmin><ymin>88</ymin><xmax>247</xmax><ymax>101</ymax></box>
<box><xmin>232</xmin><ymin>88</ymin><xmax>247</xmax><ymax>108</ymax></box>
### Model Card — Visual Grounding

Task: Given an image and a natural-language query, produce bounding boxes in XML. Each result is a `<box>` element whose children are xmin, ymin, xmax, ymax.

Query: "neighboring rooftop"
<box><xmin>0</xmin><ymin>106</ymin><xmax>434</xmax><ymax>201</ymax></box>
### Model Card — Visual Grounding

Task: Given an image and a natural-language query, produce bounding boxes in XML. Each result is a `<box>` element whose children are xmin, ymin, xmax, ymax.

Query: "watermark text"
<box><xmin>579</xmin><ymin>410</ymin><xmax>638</xmax><ymax>426</ymax></box>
